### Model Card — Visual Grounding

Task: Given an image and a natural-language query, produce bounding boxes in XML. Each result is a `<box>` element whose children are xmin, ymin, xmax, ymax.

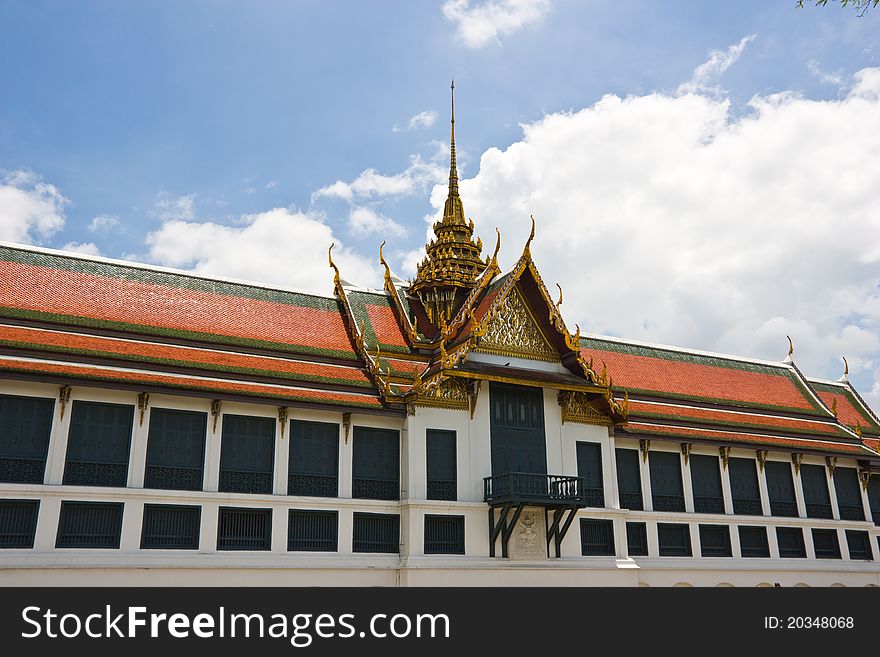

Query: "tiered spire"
<box><xmin>410</xmin><ymin>81</ymin><xmax>488</xmax><ymax>328</ymax></box>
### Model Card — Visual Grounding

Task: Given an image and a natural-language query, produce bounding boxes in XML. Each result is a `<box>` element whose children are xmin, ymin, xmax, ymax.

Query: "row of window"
<box><xmin>605</xmin><ymin>445</ymin><xmax>880</xmax><ymax>524</ymax></box>
<box><xmin>0</xmin><ymin>395</ymin><xmax>417</xmax><ymax>501</ymax></box>
<box><xmin>580</xmin><ymin>518</ymin><xmax>877</xmax><ymax>561</ymax></box>
<box><xmin>0</xmin><ymin>498</ymin><xmax>465</xmax><ymax>554</ymax></box>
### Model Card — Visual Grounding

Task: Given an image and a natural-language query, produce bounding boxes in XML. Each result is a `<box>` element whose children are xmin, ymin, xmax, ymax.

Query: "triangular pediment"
<box><xmin>474</xmin><ymin>285</ymin><xmax>559</xmax><ymax>362</ymax></box>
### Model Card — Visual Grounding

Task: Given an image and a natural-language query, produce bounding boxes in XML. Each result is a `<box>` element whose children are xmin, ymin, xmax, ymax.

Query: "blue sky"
<box><xmin>2</xmin><ymin>1</ymin><xmax>880</xmax><ymax>404</ymax></box>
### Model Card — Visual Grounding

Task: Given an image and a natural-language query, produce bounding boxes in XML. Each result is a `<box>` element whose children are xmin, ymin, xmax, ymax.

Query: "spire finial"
<box><xmin>449</xmin><ymin>79</ymin><xmax>458</xmax><ymax>198</ymax></box>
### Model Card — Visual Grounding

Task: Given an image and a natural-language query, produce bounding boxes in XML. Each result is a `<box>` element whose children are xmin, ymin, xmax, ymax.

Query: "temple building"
<box><xmin>0</xmin><ymin>87</ymin><xmax>879</xmax><ymax>586</ymax></box>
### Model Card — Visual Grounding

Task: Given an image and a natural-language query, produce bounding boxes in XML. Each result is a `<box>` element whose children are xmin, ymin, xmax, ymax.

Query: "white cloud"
<box><xmin>265</xmin><ymin>180</ymin><xmax>279</xmax><ymax>190</ymax></box>
<box><xmin>348</xmin><ymin>206</ymin><xmax>407</xmax><ymax>239</ymax></box>
<box><xmin>409</xmin><ymin>110</ymin><xmax>439</xmax><ymax>130</ymax></box>
<box><xmin>677</xmin><ymin>35</ymin><xmax>756</xmax><ymax>95</ymax></box>
<box><xmin>61</xmin><ymin>241</ymin><xmax>101</xmax><ymax>256</ymax></box>
<box><xmin>442</xmin><ymin>0</ymin><xmax>550</xmax><ymax>48</ymax></box>
<box><xmin>145</xmin><ymin>208</ymin><xmax>380</xmax><ymax>294</ymax></box>
<box><xmin>312</xmin><ymin>155</ymin><xmax>445</xmax><ymax>202</ymax></box>
<box><xmin>808</xmin><ymin>59</ymin><xmax>845</xmax><ymax>88</ymax></box>
<box><xmin>88</xmin><ymin>214</ymin><xmax>120</xmax><ymax>233</ymax></box>
<box><xmin>426</xmin><ymin>66</ymin><xmax>880</xmax><ymax>406</ymax></box>
<box><xmin>152</xmin><ymin>192</ymin><xmax>196</xmax><ymax>222</ymax></box>
<box><xmin>0</xmin><ymin>169</ymin><xmax>68</xmax><ymax>243</ymax></box>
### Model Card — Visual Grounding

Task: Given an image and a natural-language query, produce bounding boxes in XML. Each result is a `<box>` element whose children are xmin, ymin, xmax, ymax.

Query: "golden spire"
<box><xmin>410</xmin><ymin>81</ymin><xmax>488</xmax><ymax>328</ymax></box>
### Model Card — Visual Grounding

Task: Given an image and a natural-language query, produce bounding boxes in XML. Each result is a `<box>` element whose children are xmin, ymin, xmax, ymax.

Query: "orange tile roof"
<box><xmin>581</xmin><ymin>337</ymin><xmax>827</xmax><ymax>416</ymax></box>
<box><xmin>620</xmin><ymin>421</ymin><xmax>874</xmax><ymax>457</ymax></box>
<box><xmin>626</xmin><ymin>400</ymin><xmax>850</xmax><ymax>438</ymax></box>
<box><xmin>0</xmin><ymin>248</ymin><xmax>356</xmax><ymax>358</ymax></box>
<box><xmin>809</xmin><ymin>380</ymin><xmax>880</xmax><ymax>436</ymax></box>
<box><xmin>0</xmin><ymin>323</ymin><xmax>372</xmax><ymax>388</ymax></box>
<box><xmin>0</xmin><ymin>355</ymin><xmax>383</xmax><ymax>409</ymax></box>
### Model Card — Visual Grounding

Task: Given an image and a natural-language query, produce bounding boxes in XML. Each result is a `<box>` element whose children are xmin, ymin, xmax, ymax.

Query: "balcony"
<box><xmin>483</xmin><ymin>473</ymin><xmax>589</xmax><ymax>507</ymax></box>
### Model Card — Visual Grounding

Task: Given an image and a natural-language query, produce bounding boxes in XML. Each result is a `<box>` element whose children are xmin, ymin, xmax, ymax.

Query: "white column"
<box><xmin>682</xmin><ymin>451</ymin><xmax>694</xmax><ymax>514</ymax></box>
<box><xmin>803</xmin><ymin>525</ymin><xmax>816</xmax><ymax>559</ymax></box>
<box><xmin>339</xmin><ymin>420</ymin><xmax>352</xmax><ymax>499</ymax></box>
<box><xmin>836</xmin><ymin>527</ymin><xmax>848</xmax><ymax>560</ymax></box>
<box><xmin>199</xmin><ymin>502</ymin><xmax>220</xmax><ymax>553</ymax></box>
<box><xmin>128</xmin><ymin>402</ymin><xmax>151</xmax><ymax>489</ymax></box>
<box><xmin>756</xmin><ymin>462</ymin><xmax>771</xmax><ymax>516</ymax></box>
<box><xmin>204</xmin><ymin>410</ymin><xmax>223</xmax><ymax>493</ymax></box>
<box><xmin>271</xmin><ymin>506</ymin><xmax>287</xmax><ymax>554</ymax></box>
<box><xmin>603</xmin><ymin>433</ymin><xmax>617</xmax><ymax>509</ymax></box>
<box><xmin>120</xmin><ymin>500</ymin><xmax>144</xmax><ymax>551</ymax></box>
<box><xmin>274</xmin><ymin>412</ymin><xmax>290</xmax><ymax>496</ymax></box>
<box><xmin>688</xmin><ymin>522</ymin><xmax>700</xmax><ymax>558</ymax></box>
<box><xmin>45</xmin><ymin>388</ymin><xmax>74</xmax><ymax>485</ymax></box>
<box><xmin>793</xmin><ymin>467</ymin><xmax>807</xmax><ymax>518</ymax></box>
<box><xmin>720</xmin><ymin>461</ymin><xmax>734</xmax><ymax>515</ymax></box>
<box><xmin>33</xmin><ymin>497</ymin><xmax>61</xmax><ymax>551</ymax></box>
<box><xmin>640</xmin><ymin>448</ymin><xmax>653</xmax><ymax>511</ymax></box>
<box><xmin>827</xmin><ymin>468</ymin><xmax>841</xmax><ymax>520</ymax></box>
<box><xmin>767</xmin><ymin>525</ymin><xmax>781</xmax><ymax>559</ymax></box>
<box><xmin>645</xmin><ymin>519</ymin><xmax>658</xmax><ymax>556</ymax></box>
<box><xmin>338</xmin><ymin>508</ymin><xmax>353</xmax><ymax>555</ymax></box>
<box><xmin>729</xmin><ymin>524</ymin><xmax>742</xmax><ymax>558</ymax></box>
<box><xmin>613</xmin><ymin>516</ymin><xmax>628</xmax><ymax>558</ymax></box>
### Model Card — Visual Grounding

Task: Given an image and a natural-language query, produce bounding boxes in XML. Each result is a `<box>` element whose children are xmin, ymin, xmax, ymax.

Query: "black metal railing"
<box><xmin>693</xmin><ymin>495</ymin><xmax>725</xmax><ymax>514</ymax></box>
<box><xmin>483</xmin><ymin>473</ymin><xmax>589</xmax><ymax>505</ymax></box>
<box><xmin>838</xmin><ymin>504</ymin><xmax>865</xmax><ymax>522</ymax></box>
<box><xmin>770</xmin><ymin>500</ymin><xmax>798</xmax><ymax>517</ymax></box>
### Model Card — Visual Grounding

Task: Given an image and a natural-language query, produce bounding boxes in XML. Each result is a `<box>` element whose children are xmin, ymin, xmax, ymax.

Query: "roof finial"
<box><xmin>784</xmin><ymin>335</ymin><xmax>794</xmax><ymax>364</ymax></box>
<box><xmin>523</xmin><ymin>214</ymin><xmax>536</xmax><ymax>258</ymax></box>
<box><xmin>328</xmin><ymin>243</ymin><xmax>341</xmax><ymax>288</ymax></box>
<box><xmin>491</xmin><ymin>227</ymin><xmax>501</xmax><ymax>265</ymax></box>
<box><xmin>556</xmin><ymin>283</ymin><xmax>563</xmax><ymax>308</ymax></box>
<box><xmin>838</xmin><ymin>355</ymin><xmax>849</xmax><ymax>383</ymax></box>
<box><xmin>449</xmin><ymin>79</ymin><xmax>458</xmax><ymax>198</ymax></box>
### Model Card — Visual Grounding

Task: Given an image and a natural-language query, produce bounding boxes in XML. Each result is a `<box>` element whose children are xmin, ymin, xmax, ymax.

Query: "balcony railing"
<box><xmin>483</xmin><ymin>473</ymin><xmax>589</xmax><ymax>506</ymax></box>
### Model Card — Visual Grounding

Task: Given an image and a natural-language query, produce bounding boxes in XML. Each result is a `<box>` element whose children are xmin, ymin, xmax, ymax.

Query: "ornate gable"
<box><xmin>474</xmin><ymin>286</ymin><xmax>559</xmax><ymax>362</ymax></box>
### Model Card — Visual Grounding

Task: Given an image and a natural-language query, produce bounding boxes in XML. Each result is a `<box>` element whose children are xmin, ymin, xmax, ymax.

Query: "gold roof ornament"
<box><xmin>783</xmin><ymin>334</ymin><xmax>794</xmax><ymax>364</ymax></box>
<box><xmin>410</xmin><ymin>81</ymin><xmax>488</xmax><ymax>328</ymax></box>
<box><xmin>837</xmin><ymin>355</ymin><xmax>849</xmax><ymax>383</ymax></box>
<box><xmin>555</xmin><ymin>283</ymin><xmax>563</xmax><ymax>308</ymax></box>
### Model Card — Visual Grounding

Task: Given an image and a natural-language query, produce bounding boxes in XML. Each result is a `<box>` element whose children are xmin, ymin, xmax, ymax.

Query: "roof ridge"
<box><xmin>0</xmin><ymin>240</ymin><xmax>338</xmax><ymax>302</ymax></box>
<box><xmin>581</xmin><ymin>331</ymin><xmax>791</xmax><ymax>369</ymax></box>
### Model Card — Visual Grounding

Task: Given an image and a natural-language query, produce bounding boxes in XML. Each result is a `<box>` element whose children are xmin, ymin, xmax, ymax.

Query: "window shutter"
<box><xmin>801</xmin><ymin>464</ymin><xmax>832</xmax><ymax>519</ymax></box>
<box><xmin>289</xmin><ymin>420</ymin><xmax>339</xmax><ymax>497</ymax></box>
<box><xmin>765</xmin><ymin>461</ymin><xmax>797</xmax><ymax>517</ymax></box>
<box><xmin>615</xmin><ymin>449</ymin><xmax>643</xmax><ymax>510</ymax></box>
<box><xmin>833</xmin><ymin>468</ymin><xmax>864</xmax><ymax>521</ymax></box>
<box><xmin>728</xmin><ymin>458</ymin><xmax>761</xmax><ymax>515</ymax></box>
<box><xmin>576</xmin><ymin>442</ymin><xmax>604</xmax><ymax>508</ymax></box>
<box><xmin>0</xmin><ymin>393</ymin><xmax>54</xmax><ymax>484</ymax></box>
<box><xmin>690</xmin><ymin>455</ymin><xmax>723</xmax><ymax>514</ymax></box>
<box><xmin>650</xmin><ymin>451</ymin><xmax>684</xmax><ymax>512</ymax></box>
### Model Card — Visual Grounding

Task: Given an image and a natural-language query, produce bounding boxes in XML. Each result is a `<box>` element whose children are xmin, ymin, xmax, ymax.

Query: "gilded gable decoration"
<box><xmin>413</xmin><ymin>376</ymin><xmax>469</xmax><ymax>411</ymax></box>
<box><xmin>558</xmin><ymin>390</ymin><xmax>611</xmax><ymax>426</ymax></box>
<box><xmin>475</xmin><ymin>286</ymin><xmax>559</xmax><ymax>361</ymax></box>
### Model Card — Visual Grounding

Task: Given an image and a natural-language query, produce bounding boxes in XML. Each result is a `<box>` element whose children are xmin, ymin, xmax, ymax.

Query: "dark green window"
<box><xmin>616</xmin><ymin>449</ymin><xmax>643</xmax><ymax>510</ymax></box>
<box><xmin>0</xmin><ymin>499</ymin><xmax>39</xmax><ymax>548</ymax></box>
<box><xmin>63</xmin><ymin>401</ymin><xmax>133</xmax><ymax>487</ymax></box>
<box><xmin>776</xmin><ymin>527</ymin><xmax>806</xmax><ymax>558</ymax></box>
<box><xmin>352</xmin><ymin>427</ymin><xmax>399</xmax><ymax>501</ymax></box>
<box><xmin>728</xmin><ymin>458</ymin><xmax>761</xmax><ymax>515</ymax></box>
<box><xmin>426</xmin><ymin>430</ymin><xmax>456</xmax><ymax>501</ymax></box>
<box><xmin>690</xmin><ymin>455</ymin><xmax>724</xmax><ymax>514</ymax></box>
<box><xmin>833</xmin><ymin>468</ymin><xmax>864</xmax><ymax>521</ymax></box>
<box><xmin>650</xmin><ymin>451</ymin><xmax>684</xmax><ymax>512</ymax></box>
<box><xmin>219</xmin><ymin>415</ymin><xmax>275</xmax><ymax>494</ymax></box>
<box><xmin>811</xmin><ymin>528</ymin><xmax>841</xmax><ymax>559</ymax></box>
<box><xmin>288</xmin><ymin>509</ymin><xmax>337</xmax><ymax>552</ymax></box>
<box><xmin>217</xmin><ymin>507</ymin><xmax>271</xmax><ymax>551</ymax></box>
<box><xmin>869</xmin><ymin>476</ymin><xmax>880</xmax><ymax>526</ymax></box>
<box><xmin>56</xmin><ymin>501</ymin><xmax>123</xmax><ymax>549</ymax></box>
<box><xmin>626</xmin><ymin>522</ymin><xmax>648</xmax><ymax>556</ymax></box>
<box><xmin>144</xmin><ymin>408</ymin><xmax>207</xmax><ymax>491</ymax></box>
<box><xmin>766</xmin><ymin>461</ymin><xmax>798</xmax><ymax>517</ymax></box>
<box><xmin>801</xmin><ymin>465</ymin><xmax>832</xmax><ymax>519</ymax></box>
<box><xmin>353</xmin><ymin>512</ymin><xmax>399</xmax><ymax>553</ymax></box>
<box><xmin>140</xmin><ymin>504</ymin><xmax>200</xmax><ymax>550</ymax></box>
<box><xmin>289</xmin><ymin>420</ymin><xmax>338</xmax><ymax>497</ymax></box>
<box><xmin>576</xmin><ymin>442</ymin><xmax>604</xmax><ymax>508</ymax></box>
<box><xmin>658</xmin><ymin>523</ymin><xmax>691</xmax><ymax>556</ymax></box>
<box><xmin>699</xmin><ymin>524</ymin><xmax>731</xmax><ymax>557</ymax></box>
<box><xmin>424</xmin><ymin>515</ymin><xmax>465</xmax><ymax>554</ymax></box>
<box><xmin>0</xmin><ymin>393</ymin><xmax>54</xmax><ymax>484</ymax></box>
<box><xmin>738</xmin><ymin>526</ymin><xmax>770</xmax><ymax>558</ymax></box>
<box><xmin>845</xmin><ymin>530</ymin><xmax>872</xmax><ymax>561</ymax></box>
<box><xmin>580</xmin><ymin>519</ymin><xmax>614</xmax><ymax>556</ymax></box>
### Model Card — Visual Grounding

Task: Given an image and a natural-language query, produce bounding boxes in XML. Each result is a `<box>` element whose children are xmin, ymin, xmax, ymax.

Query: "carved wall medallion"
<box><xmin>558</xmin><ymin>390</ymin><xmax>611</xmax><ymax>426</ymax></box>
<box><xmin>414</xmin><ymin>377</ymin><xmax>469</xmax><ymax>410</ymax></box>
<box><xmin>475</xmin><ymin>286</ymin><xmax>559</xmax><ymax>362</ymax></box>
<box><xmin>509</xmin><ymin>507</ymin><xmax>547</xmax><ymax>560</ymax></box>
